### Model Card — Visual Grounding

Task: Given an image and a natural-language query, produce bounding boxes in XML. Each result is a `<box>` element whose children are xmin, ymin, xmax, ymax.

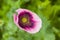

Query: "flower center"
<box><xmin>18</xmin><ymin>11</ymin><xmax>34</xmax><ymax>28</ymax></box>
<box><xmin>21</xmin><ymin>17</ymin><xmax>27</xmax><ymax>23</ymax></box>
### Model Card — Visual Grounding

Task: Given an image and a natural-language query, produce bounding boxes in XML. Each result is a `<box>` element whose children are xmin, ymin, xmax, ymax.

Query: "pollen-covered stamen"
<box><xmin>18</xmin><ymin>11</ymin><xmax>34</xmax><ymax>29</ymax></box>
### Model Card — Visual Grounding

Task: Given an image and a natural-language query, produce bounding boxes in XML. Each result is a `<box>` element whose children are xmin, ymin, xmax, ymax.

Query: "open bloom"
<box><xmin>13</xmin><ymin>8</ymin><xmax>42</xmax><ymax>34</ymax></box>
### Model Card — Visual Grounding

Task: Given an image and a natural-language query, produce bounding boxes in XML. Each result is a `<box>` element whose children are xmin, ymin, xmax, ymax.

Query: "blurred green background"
<box><xmin>0</xmin><ymin>0</ymin><xmax>60</xmax><ymax>40</ymax></box>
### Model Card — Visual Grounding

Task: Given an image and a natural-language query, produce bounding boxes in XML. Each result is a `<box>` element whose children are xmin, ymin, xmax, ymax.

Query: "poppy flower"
<box><xmin>13</xmin><ymin>8</ymin><xmax>42</xmax><ymax>34</ymax></box>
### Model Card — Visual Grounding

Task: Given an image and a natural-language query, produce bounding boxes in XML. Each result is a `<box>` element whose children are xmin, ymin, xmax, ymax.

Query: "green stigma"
<box><xmin>22</xmin><ymin>17</ymin><xmax>27</xmax><ymax>23</ymax></box>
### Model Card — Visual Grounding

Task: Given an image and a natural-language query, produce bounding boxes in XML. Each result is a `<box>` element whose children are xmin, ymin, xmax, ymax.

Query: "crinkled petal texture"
<box><xmin>13</xmin><ymin>8</ymin><xmax>42</xmax><ymax>34</ymax></box>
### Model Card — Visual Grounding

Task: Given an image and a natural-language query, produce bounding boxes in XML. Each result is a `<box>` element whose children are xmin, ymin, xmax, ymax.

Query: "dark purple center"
<box><xmin>18</xmin><ymin>11</ymin><xmax>34</xmax><ymax>29</ymax></box>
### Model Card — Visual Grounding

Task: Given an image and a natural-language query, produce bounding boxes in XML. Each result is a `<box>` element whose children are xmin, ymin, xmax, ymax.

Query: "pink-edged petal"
<box><xmin>13</xmin><ymin>14</ymin><xmax>19</xmax><ymax>27</ymax></box>
<box><xmin>25</xmin><ymin>21</ymin><xmax>42</xmax><ymax>34</ymax></box>
<box><xmin>13</xmin><ymin>13</ymin><xmax>28</xmax><ymax>31</ymax></box>
<box><xmin>13</xmin><ymin>14</ymin><xmax>17</xmax><ymax>23</ymax></box>
<box><xmin>16</xmin><ymin>8</ymin><xmax>24</xmax><ymax>14</ymax></box>
<box><xmin>16</xmin><ymin>9</ymin><xmax>41</xmax><ymax>21</ymax></box>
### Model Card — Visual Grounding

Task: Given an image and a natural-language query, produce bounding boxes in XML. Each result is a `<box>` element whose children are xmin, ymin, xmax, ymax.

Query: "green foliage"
<box><xmin>0</xmin><ymin>0</ymin><xmax>60</xmax><ymax>40</ymax></box>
